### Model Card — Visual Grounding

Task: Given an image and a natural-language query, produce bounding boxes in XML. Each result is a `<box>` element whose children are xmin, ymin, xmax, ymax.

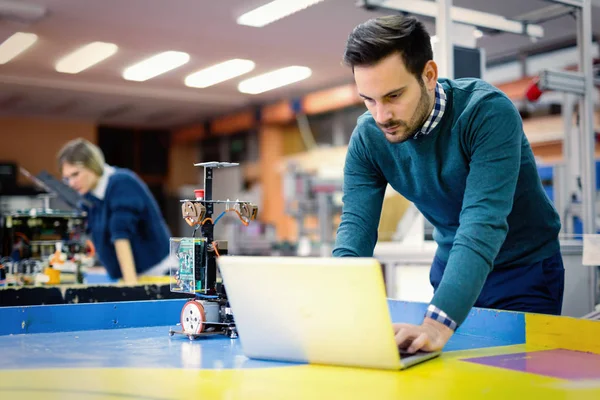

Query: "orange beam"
<box><xmin>172</xmin><ymin>125</ymin><xmax>205</xmax><ymax>144</ymax></box>
<box><xmin>211</xmin><ymin>110</ymin><xmax>256</xmax><ymax>136</ymax></box>
<box><xmin>302</xmin><ymin>83</ymin><xmax>361</xmax><ymax>115</ymax></box>
<box><xmin>494</xmin><ymin>77</ymin><xmax>534</xmax><ymax>101</ymax></box>
<box><xmin>530</xmin><ymin>140</ymin><xmax>600</xmax><ymax>164</ymax></box>
<box><xmin>262</xmin><ymin>101</ymin><xmax>294</xmax><ymax>125</ymax></box>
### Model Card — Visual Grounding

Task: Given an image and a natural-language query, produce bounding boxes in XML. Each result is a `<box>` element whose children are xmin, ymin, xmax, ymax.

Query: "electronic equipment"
<box><xmin>0</xmin><ymin>168</ymin><xmax>91</xmax><ymax>285</ymax></box>
<box><xmin>168</xmin><ymin>162</ymin><xmax>258</xmax><ymax>340</ymax></box>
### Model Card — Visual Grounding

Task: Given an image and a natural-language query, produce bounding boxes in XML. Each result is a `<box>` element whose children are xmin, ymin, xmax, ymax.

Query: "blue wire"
<box><xmin>195</xmin><ymin>294</ymin><xmax>219</xmax><ymax>299</ymax></box>
<box><xmin>213</xmin><ymin>211</ymin><xmax>226</xmax><ymax>225</ymax></box>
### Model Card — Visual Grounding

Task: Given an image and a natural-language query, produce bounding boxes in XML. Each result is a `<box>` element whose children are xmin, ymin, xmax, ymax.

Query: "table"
<box><xmin>1</xmin><ymin>298</ymin><xmax>600</xmax><ymax>399</ymax></box>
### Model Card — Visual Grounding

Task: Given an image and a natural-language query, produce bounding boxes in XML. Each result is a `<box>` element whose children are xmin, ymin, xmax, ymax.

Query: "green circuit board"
<box><xmin>170</xmin><ymin>237</ymin><xmax>206</xmax><ymax>294</ymax></box>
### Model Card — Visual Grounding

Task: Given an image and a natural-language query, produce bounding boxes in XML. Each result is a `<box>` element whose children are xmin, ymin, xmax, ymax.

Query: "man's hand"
<box><xmin>393</xmin><ymin>317</ymin><xmax>454</xmax><ymax>353</ymax></box>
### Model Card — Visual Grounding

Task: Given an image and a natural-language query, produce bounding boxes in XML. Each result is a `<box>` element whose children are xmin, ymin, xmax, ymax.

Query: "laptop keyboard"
<box><xmin>399</xmin><ymin>349</ymin><xmax>429</xmax><ymax>357</ymax></box>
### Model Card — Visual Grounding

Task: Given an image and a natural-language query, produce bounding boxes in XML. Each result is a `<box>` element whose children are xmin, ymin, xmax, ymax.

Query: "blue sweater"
<box><xmin>333</xmin><ymin>78</ymin><xmax>561</xmax><ymax>326</ymax></box>
<box><xmin>81</xmin><ymin>167</ymin><xmax>171</xmax><ymax>280</ymax></box>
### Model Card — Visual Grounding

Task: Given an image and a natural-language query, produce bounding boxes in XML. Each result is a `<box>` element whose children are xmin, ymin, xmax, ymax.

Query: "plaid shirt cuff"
<box><xmin>425</xmin><ymin>304</ymin><xmax>458</xmax><ymax>331</ymax></box>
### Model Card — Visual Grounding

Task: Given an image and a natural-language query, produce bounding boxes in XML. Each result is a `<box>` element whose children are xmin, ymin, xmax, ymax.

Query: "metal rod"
<box><xmin>546</xmin><ymin>0</ymin><xmax>583</xmax><ymax>8</ymax></box>
<box><xmin>359</xmin><ymin>0</ymin><xmax>544</xmax><ymax>37</ymax></box>
<box><xmin>512</xmin><ymin>4</ymin><xmax>575</xmax><ymax>24</ymax></box>
<box><xmin>537</xmin><ymin>69</ymin><xmax>586</xmax><ymax>95</ymax></box>
<box><xmin>575</xmin><ymin>0</ymin><xmax>597</xmax><ymax>311</ymax></box>
<box><xmin>437</xmin><ymin>0</ymin><xmax>453</xmax><ymax>79</ymax></box>
<box><xmin>204</xmin><ymin>166</ymin><xmax>214</xmax><ymax>218</ymax></box>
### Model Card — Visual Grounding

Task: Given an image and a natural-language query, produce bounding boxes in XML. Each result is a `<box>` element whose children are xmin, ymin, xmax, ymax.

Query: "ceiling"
<box><xmin>0</xmin><ymin>0</ymin><xmax>598</xmax><ymax>128</ymax></box>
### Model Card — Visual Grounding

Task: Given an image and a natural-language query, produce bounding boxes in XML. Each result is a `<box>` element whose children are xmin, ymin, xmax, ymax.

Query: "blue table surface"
<box><xmin>0</xmin><ymin>324</ymin><xmax>506</xmax><ymax>371</ymax></box>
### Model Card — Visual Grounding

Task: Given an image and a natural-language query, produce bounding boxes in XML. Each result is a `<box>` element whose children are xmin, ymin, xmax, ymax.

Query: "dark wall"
<box><xmin>96</xmin><ymin>126</ymin><xmax>171</xmax><ymax>221</ymax></box>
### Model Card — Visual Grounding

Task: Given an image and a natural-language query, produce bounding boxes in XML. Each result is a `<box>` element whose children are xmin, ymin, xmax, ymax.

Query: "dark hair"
<box><xmin>343</xmin><ymin>15</ymin><xmax>433</xmax><ymax>79</ymax></box>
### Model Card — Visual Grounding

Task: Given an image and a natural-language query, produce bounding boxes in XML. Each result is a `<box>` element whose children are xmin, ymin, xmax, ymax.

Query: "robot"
<box><xmin>168</xmin><ymin>162</ymin><xmax>258</xmax><ymax>340</ymax></box>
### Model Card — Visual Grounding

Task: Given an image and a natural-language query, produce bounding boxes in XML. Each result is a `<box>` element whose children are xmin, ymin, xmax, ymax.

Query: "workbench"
<box><xmin>1</xmin><ymin>298</ymin><xmax>600</xmax><ymax>399</ymax></box>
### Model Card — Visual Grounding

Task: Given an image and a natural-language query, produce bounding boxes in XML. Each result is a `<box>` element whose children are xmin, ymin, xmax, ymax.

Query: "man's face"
<box><xmin>354</xmin><ymin>52</ymin><xmax>436</xmax><ymax>144</ymax></box>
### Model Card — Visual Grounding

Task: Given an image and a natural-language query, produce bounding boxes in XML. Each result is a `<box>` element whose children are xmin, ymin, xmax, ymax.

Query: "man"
<box><xmin>333</xmin><ymin>15</ymin><xmax>564</xmax><ymax>354</ymax></box>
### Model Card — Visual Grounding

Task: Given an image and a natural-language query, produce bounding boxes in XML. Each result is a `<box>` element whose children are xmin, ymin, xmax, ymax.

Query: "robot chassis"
<box><xmin>168</xmin><ymin>162</ymin><xmax>258</xmax><ymax>340</ymax></box>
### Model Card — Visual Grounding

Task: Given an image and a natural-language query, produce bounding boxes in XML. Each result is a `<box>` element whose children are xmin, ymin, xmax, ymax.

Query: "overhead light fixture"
<box><xmin>238</xmin><ymin>66</ymin><xmax>312</xmax><ymax>94</ymax></box>
<box><xmin>55</xmin><ymin>42</ymin><xmax>118</xmax><ymax>74</ymax></box>
<box><xmin>0</xmin><ymin>32</ymin><xmax>38</xmax><ymax>64</ymax></box>
<box><xmin>123</xmin><ymin>51</ymin><xmax>190</xmax><ymax>82</ymax></box>
<box><xmin>185</xmin><ymin>59</ymin><xmax>255</xmax><ymax>88</ymax></box>
<box><xmin>237</xmin><ymin>0</ymin><xmax>326</xmax><ymax>28</ymax></box>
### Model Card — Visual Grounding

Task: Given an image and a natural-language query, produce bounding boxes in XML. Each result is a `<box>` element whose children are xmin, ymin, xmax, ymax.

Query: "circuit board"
<box><xmin>170</xmin><ymin>237</ymin><xmax>206</xmax><ymax>294</ymax></box>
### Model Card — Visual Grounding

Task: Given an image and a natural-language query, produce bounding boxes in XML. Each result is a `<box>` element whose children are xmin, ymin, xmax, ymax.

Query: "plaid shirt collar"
<box><xmin>413</xmin><ymin>81</ymin><xmax>446</xmax><ymax>139</ymax></box>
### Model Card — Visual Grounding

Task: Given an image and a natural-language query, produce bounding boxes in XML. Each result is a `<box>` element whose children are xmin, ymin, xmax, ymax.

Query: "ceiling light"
<box><xmin>185</xmin><ymin>59</ymin><xmax>255</xmax><ymax>88</ymax></box>
<box><xmin>55</xmin><ymin>42</ymin><xmax>118</xmax><ymax>74</ymax></box>
<box><xmin>237</xmin><ymin>0</ymin><xmax>326</xmax><ymax>28</ymax></box>
<box><xmin>0</xmin><ymin>32</ymin><xmax>38</xmax><ymax>64</ymax></box>
<box><xmin>123</xmin><ymin>51</ymin><xmax>190</xmax><ymax>82</ymax></box>
<box><xmin>238</xmin><ymin>66</ymin><xmax>312</xmax><ymax>94</ymax></box>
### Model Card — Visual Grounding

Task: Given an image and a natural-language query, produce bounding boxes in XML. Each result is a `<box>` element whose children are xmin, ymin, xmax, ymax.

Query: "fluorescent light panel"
<box><xmin>185</xmin><ymin>59</ymin><xmax>255</xmax><ymax>88</ymax></box>
<box><xmin>55</xmin><ymin>42</ymin><xmax>118</xmax><ymax>74</ymax></box>
<box><xmin>238</xmin><ymin>66</ymin><xmax>312</xmax><ymax>94</ymax></box>
<box><xmin>0</xmin><ymin>32</ymin><xmax>38</xmax><ymax>65</ymax></box>
<box><xmin>123</xmin><ymin>51</ymin><xmax>190</xmax><ymax>82</ymax></box>
<box><xmin>237</xmin><ymin>0</ymin><xmax>326</xmax><ymax>27</ymax></box>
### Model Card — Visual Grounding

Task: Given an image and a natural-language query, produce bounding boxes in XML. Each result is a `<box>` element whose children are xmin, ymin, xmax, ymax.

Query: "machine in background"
<box><xmin>283</xmin><ymin>162</ymin><xmax>343</xmax><ymax>257</ymax></box>
<box><xmin>0</xmin><ymin>167</ymin><xmax>92</xmax><ymax>286</ymax></box>
<box><xmin>168</xmin><ymin>162</ymin><xmax>258</xmax><ymax>340</ymax></box>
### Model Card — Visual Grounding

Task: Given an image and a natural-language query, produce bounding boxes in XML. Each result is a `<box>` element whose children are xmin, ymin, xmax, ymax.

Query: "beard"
<box><xmin>377</xmin><ymin>82</ymin><xmax>432</xmax><ymax>144</ymax></box>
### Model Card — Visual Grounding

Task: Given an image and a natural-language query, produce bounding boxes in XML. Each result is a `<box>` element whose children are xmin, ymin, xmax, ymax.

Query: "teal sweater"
<box><xmin>333</xmin><ymin>78</ymin><xmax>561</xmax><ymax>327</ymax></box>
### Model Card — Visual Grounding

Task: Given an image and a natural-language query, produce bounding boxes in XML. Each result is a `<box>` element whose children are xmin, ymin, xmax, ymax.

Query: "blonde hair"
<box><xmin>57</xmin><ymin>138</ymin><xmax>105</xmax><ymax>176</ymax></box>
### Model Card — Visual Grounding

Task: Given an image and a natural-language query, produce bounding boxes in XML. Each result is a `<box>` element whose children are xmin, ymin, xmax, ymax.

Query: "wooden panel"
<box><xmin>173</xmin><ymin>125</ymin><xmax>205</xmax><ymax>144</ymax></box>
<box><xmin>262</xmin><ymin>101</ymin><xmax>294</xmax><ymax>124</ymax></box>
<box><xmin>259</xmin><ymin>124</ymin><xmax>298</xmax><ymax>241</ymax></box>
<box><xmin>167</xmin><ymin>143</ymin><xmax>200</xmax><ymax>193</ymax></box>
<box><xmin>302</xmin><ymin>83</ymin><xmax>361</xmax><ymax>115</ymax></box>
<box><xmin>0</xmin><ymin>117</ymin><xmax>96</xmax><ymax>185</ymax></box>
<box><xmin>530</xmin><ymin>140</ymin><xmax>600</xmax><ymax>164</ymax></box>
<box><xmin>282</xmin><ymin>124</ymin><xmax>307</xmax><ymax>156</ymax></box>
<box><xmin>493</xmin><ymin>77</ymin><xmax>533</xmax><ymax>101</ymax></box>
<box><xmin>211</xmin><ymin>110</ymin><xmax>256</xmax><ymax>136</ymax></box>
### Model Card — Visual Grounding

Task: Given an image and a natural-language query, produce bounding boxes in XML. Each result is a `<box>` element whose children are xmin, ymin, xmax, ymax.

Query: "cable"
<box><xmin>195</xmin><ymin>293</ymin><xmax>219</xmax><ymax>299</ymax></box>
<box><xmin>213</xmin><ymin>211</ymin><xmax>226</xmax><ymax>225</ymax></box>
<box><xmin>210</xmin><ymin>209</ymin><xmax>249</xmax><ymax>226</ymax></box>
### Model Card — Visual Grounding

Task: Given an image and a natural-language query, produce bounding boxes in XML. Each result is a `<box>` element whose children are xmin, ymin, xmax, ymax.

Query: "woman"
<box><xmin>57</xmin><ymin>138</ymin><xmax>172</xmax><ymax>284</ymax></box>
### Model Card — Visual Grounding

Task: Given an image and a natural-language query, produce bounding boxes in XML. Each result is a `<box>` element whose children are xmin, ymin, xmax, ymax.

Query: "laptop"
<box><xmin>217</xmin><ymin>255</ymin><xmax>441</xmax><ymax>370</ymax></box>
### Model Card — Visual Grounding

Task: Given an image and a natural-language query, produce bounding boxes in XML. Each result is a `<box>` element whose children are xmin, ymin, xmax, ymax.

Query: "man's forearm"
<box><xmin>430</xmin><ymin>241</ymin><xmax>492</xmax><ymax>327</ymax></box>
